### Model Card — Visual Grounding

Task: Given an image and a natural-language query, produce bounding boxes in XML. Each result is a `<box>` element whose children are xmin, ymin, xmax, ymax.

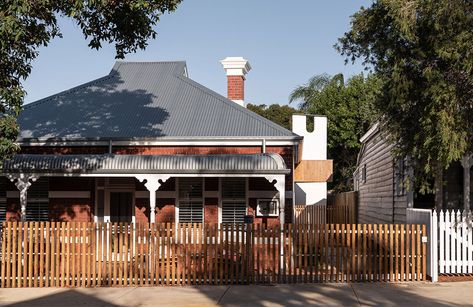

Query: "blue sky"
<box><xmin>23</xmin><ymin>1</ymin><xmax>372</xmax><ymax>106</ymax></box>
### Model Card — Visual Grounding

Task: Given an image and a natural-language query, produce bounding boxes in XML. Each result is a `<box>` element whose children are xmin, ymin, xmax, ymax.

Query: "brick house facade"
<box><xmin>1</xmin><ymin>58</ymin><xmax>331</xmax><ymax>225</ymax></box>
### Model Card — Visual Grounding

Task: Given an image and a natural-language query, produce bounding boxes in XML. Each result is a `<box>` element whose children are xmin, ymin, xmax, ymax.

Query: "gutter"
<box><xmin>17</xmin><ymin>136</ymin><xmax>302</xmax><ymax>147</ymax></box>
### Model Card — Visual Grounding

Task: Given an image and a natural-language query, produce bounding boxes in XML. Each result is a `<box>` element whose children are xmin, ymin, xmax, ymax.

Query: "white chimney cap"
<box><xmin>220</xmin><ymin>57</ymin><xmax>251</xmax><ymax>77</ymax></box>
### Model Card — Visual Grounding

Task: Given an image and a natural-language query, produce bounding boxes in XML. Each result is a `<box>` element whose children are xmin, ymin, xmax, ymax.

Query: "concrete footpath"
<box><xmin>1</xmin><ymin>282</ymin><xmax>473</xmax><ymax>307</ymax></box>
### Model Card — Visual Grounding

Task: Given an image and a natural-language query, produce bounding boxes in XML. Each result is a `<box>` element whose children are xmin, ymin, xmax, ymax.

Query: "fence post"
<box><xmin>279</xmin><ymin>224</ymin><xmax>284</xmax><ymax>284</ymax></box>
<box><xmin>431</xmin><ymin>210</ymin><xmax>438</xmax><ymax>282</ymax></box>
<box><xmin>245</xmin><ymin>222</ymin><xmax>253</xmax><ymax>284</ymax></box>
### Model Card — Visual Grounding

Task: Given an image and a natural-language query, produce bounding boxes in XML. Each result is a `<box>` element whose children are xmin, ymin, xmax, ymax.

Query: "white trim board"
<box><xmin>135</xmin><ymin>191</ymin><xmax>177</xmax><ymax>199</ymax></box>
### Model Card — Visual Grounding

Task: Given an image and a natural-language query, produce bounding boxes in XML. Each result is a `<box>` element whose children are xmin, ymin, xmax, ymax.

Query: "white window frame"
<box><xmin>394</xmin><ymin>157</ymin><xmax>407</xmax><ymax>197</ymax></box>
<box><xmin>219</xmin><ymin>177</ymin><xmax>248</xmax><ymax>224</ymax></box>
<box><xmin>256</xmin><ymin>198</ymin><xmax>280</xmax><ymax>217</ymax></box>
<box><xmin>176</xmin><ymin>177</ymin><xmax>204</xmax><ymax>224</ymax></box>
<box><xmin>106</xmin><ymin>188</ymin><xmax>136</xmax><ymax>224</ymax></box>
<box><xmin>96</xmin><ymin>178</ymin><xmax>136</xmax><ymax>223</ymax></box>
<box><xmin>26</xmin><ymin>177</ymin><xmax>49</xmax><ymax>221</ymax></box>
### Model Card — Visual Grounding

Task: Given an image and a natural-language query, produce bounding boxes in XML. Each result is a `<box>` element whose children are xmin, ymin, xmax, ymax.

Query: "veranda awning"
<box><xmin>2</xmin><ymin>153</ymin><xmax>289</xmax><ymax>175</ymax></box>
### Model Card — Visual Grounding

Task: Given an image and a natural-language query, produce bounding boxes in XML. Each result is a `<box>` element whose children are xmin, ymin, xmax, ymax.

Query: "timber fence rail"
<box><xmin>0</xmin><ymin>222</ymin><xmax>427</xmax><ymax>287</ymax></box>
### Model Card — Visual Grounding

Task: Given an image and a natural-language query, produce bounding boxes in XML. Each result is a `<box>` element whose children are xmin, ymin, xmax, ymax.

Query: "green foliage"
<box><xmin>337</xmin><ymin>0</ymin><xmax>473</xmax><ymax>190</ymax></box>
<box><xmin>0</xmin><ymin>0</ymin><xmax>181</xmax><ymax>162</ymax></box>
<box><xmin>246</xmin><ymin>103</ymin><xmax>298</xmax><ymax>131</ymax></box>
<box><xmin>290</xmin><ymin>73</ymin><xmax>380</xmax><ymax>192</ymax></box>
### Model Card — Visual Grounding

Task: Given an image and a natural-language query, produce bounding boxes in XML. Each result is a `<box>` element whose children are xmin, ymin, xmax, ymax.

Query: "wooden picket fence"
<box><xmin>0</xmin><ymin>222</ymin><xmax>427</xmax><ymax>287</ymax></box>
<box><xmin>435</xmin><ymin>210</ymin><xmax>473</xmax><ymax>275</ymax></box>
<box><xmin>328</xmin><ymin>191</ymin><xmax>357</xmax><ymax>224</ymax></box>
<box><xmin>294</xmin><ymin>192</ymin><xmax>357</xmax><ymax>226</ymax></box>
<box><xmin>294</xmin><ymin>204</ymin><xmax>326</xmax><ymax>224</ymax></box>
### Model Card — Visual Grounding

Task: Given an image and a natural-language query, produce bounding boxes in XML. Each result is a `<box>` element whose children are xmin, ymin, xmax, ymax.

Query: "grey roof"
<box><xmin>2</xmin><ymin>153</ymin><xmax>289</xmax><ymax>175</ymax></box>
<box><xmin>19</xmin><ymin>61</ymin><xmax>300</xmax><ymax>142</ymax></box>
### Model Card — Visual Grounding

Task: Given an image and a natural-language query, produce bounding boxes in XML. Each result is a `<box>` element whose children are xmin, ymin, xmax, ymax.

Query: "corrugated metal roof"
<box><xmin>2</xmin><ymin>154</ymin><xmax>289</xmax><ymax>174</ymax></box>
<box><xmin>18</xmin><ymin>61</ymin><xmax>299</xmax><ymax>142</ymax></box>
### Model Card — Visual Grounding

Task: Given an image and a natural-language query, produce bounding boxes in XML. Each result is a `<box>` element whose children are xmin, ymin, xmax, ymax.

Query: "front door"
<box><xmin>110</xmin><ymin>192</ymin><xmax>133</xmax><ymax>223</ymax></box>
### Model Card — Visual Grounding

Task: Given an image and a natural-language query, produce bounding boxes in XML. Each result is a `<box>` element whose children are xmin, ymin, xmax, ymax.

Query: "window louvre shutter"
<box><xmin>0</xmin><ymin>178</ymin><xmax>6</xmax><ymax>222</ymax></box>
<box><xmin>221</xmin><ymin>178</ymin><xmax>246</xmax><ymax>224</ymax></box>
<box><xmin>0</xmin><ymin>202</ymin><xmax>6</xmax><ymax>222</ymax></box>
<box><xmin>222</xmin><ymin>201</ymin><xmax>246</xmax><ymax>224</ymax></box>
<box><xmin>27</xmin><ymin>178</ymin><xmax>49</xmax><ymax>221</ymax></box>
<box><xmin>179</xmin><ymin>201</ymin><xmax>203</xmax><ymax>223</ymax></box>
<box><xmin>25</xmin><ymin>202</ymin><xmax>49</xmax><ymax>221</ymax></box>
<box><xmin>178</xmin><ymin>178</ymin><xmax>203</xmax><ymax>223</ymax></box>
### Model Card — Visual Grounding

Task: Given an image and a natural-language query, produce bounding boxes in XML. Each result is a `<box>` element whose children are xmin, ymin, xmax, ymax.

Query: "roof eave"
<box><xmin>17</xmin><ymin>135</ymin><xmax>303</xmax><ymax>146</ymax></box>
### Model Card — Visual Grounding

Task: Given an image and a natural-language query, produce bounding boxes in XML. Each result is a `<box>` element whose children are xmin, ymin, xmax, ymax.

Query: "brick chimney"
<box><xmin>220</xmin><ymin>57</ymin><xmax>251</xmax><ymax>107</ymax></box>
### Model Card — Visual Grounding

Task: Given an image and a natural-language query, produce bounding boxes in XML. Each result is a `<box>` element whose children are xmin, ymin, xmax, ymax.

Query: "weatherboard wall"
<box><xmin>356</xmin><ymin>130</ymin><xmax>408</xmax><ymax>224</ymax></box>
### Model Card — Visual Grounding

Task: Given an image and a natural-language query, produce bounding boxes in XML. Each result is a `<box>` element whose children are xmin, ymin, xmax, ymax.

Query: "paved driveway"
<box><xmin>1</xmin><ymin>282</ymin><xmax>472</xmax><ymax>306</ymax></box>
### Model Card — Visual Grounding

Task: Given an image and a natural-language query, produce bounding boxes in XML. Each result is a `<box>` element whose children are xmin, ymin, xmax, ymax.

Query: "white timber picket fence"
<box><xmin>407</xmin><ymin>208</ymin><xmax>473</xmax><ymax>282</ymax></box>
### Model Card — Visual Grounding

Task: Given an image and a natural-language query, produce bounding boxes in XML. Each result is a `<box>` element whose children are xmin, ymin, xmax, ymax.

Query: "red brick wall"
<box><xmin>135</xmin><ymin>198</ymin><xmax>149</xmax><ymax>223</ymax></box>
<box><xmin>6</xmin><ymin>200</ymin><xmax>20</xmax><ymax>221</ymax></box>
<box><xmin>227</xmin><ymin>75</ymin><xmax>245</xmax><ymax>101</ymax></box>
<box><xmin>157</xmin><ymin>199</ymin><xmax>175</xmax><ymax>223</ymax></box>
<box><xmin>135</xmin><ymin>198</ymin><xmax>175</xmax><ymax>223</ymax></box>
<box><xmin>5</xmin><ymin>198</ymin><xmax>95</xmax><ymax>222</ymax></box>
<box><xmin>204</xmin><ymin>198</ymin><xmax>218</xmax><ymax>223</ymax></box>
<box><xmin>49</xmin><ymin>198</ymin><xmax>93</xmax><ymax>222</ymax></box>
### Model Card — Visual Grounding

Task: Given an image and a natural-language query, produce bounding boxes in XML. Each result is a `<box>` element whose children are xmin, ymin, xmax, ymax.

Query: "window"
<box><xmin>96</xmin><ymin>190</ymin><xmax>105</xmax><ymax>222</ymax></box>
<box><xmin>353</xmin><ymin>170</ymin><xmax>360</xmax><ymax>191</ymax></box>
<box><xmin>178</xmin><ymin>178</ymin><xmax>203</xmax><ymax>223</ymax></box>
<box><xmin>256</xmin><ymin>199</ymin><xmax>279</xmax><ymax>217</ymax></box>
<box><xmin>361</xmin><ymin>164</ymin><xmax>367</xmax><ymax>183</ymax></box>
<box><xmin>0</xmin><ymin>177</ymin><xmax>6</xmax><ymax>221</ymax></box>
<box><xmin>394</xmin><ymin>157</ymin><xmax>407</xmax><ymax>196</ymax></box>
<box><xmin>26</xmin><ymin>177</ymin><xmax>49</xmax><ymax>221</ymax></box>
<box><xmin>221</xmin><ymin>178</ymin><xmax>246</xmax><ymax>224</ymax></box>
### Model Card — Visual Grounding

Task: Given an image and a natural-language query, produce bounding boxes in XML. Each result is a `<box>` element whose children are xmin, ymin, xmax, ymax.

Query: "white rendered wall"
<box><xmin>295</xmin><ymin>182</ymin><xmax>327</xmax><ymax>206</ymax></box>
<box><xmin>292</xmin><ymin>115</ymin><xmax>328</xmax><ymax>206</ymax></box>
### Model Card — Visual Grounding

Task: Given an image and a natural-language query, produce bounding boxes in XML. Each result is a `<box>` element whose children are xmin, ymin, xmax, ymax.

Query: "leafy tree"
<box><xmin>337</xmin><ymin>0</ymin><xmax>473</xmax><ymax>192</ymax></box>
<box><xmin>247</xmin><ymin>103</ymin><xmax>298</xmax><ymax>131</ymax></box>
<box><xmin>1</xmin><ymin>0</ymin><xmax>181</xmax><ymax>162</ymax></box>
<box><xmin>290</xmin><ymin>73</ymin><xmax>380</xmax><ymax>192</ymax></box>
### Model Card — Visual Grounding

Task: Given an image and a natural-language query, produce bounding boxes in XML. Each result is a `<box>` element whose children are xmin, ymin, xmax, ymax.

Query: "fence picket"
<box><xmin>11</xmin><ymin>222</ymin><xmax>18</xmax><ymax>288</ymax></box>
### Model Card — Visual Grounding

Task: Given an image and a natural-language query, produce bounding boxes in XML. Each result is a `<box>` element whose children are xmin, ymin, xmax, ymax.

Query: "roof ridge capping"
<box><xmin>110</xmin><ymin>60</ymin><xmax>187</xmax><ymax>77</ymax></box>
<box><xmin>360</xmin><ymin>122</ymin><xmax>380</xmax><ymax>143</ymax></box>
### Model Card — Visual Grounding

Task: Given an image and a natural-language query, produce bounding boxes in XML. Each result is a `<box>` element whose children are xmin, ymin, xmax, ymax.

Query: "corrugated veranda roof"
<box><xmin>2</xmin><ymin>153</ymin><xmax>289</xmax><ymax>175</ymax></box>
